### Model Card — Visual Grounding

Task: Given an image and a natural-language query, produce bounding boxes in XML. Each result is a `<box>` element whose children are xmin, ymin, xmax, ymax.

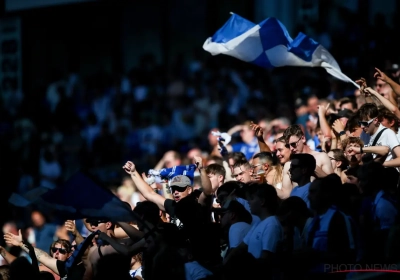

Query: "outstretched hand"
<box><xmin>4</xmin><ymin>229</ymin><xmax>23</xmax><ymax>247</ymax></box>
<box><xmin>249</xmin><ymin>122</ymin><xmax>264</xmax><ymax>139</ymax></box>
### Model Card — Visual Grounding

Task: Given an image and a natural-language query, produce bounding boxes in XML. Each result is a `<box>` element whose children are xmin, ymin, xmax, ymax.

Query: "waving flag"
<box><xmin>9</xmin><ymin>171</ymin><xmax>136</xmax><ymax>222</ymax></box>
<box><xmin>203</xmin><ymin>13</ymin><xmax>359</xmax><ymax>88</ymax></box>
<box><xmin>147</xmin><ymin>164</ymin><xmax>197</xmax><ymax>185</ymax></box>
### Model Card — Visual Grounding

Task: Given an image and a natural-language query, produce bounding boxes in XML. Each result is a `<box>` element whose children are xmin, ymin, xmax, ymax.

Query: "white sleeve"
<box><xmin>384</xmin><ymin>130</ymin><xmax>400</xmax><ymax>150</ymax></box>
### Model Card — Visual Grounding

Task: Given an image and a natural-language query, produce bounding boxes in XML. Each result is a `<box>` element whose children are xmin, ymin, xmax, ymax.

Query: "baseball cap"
<box><xmin>169</xmin><ymin>175</ymin><xmax>192</xmax><ymax>188</ymax></box>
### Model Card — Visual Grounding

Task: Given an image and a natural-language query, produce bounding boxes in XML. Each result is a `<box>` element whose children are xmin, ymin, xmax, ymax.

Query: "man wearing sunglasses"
<box><xmin>358</xmin><ymin>103</ymin><xmax>400</xmax><ymax>167</ymax></box>
<box><xmin>123</xmin><ymin>156</ymin><xmax>213</xmax><ymax>228</ymax></box>
<box><xmin>280</xmin><ymin>125</ymin><xmax>334</xmax><ymax>198</ymax></box>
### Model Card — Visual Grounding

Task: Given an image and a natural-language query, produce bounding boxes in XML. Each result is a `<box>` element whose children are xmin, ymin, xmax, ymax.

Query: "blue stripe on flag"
<box><xmin>211</xmin><ymin>13</ymin><xmax>256</xmax><ymax>43</ymax></box>
<box><xmin>288</xmin><ymin>32</ymin><xmax>319</xmax><ymax>62</ymax></box>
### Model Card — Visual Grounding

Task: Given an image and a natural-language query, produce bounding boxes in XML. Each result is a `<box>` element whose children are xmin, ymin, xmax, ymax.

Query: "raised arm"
<box><xmin>318</xmin><ymin>103</ymin><xmax>333</xmax><ymax>138</ymax></box>
<box><xmin>250</xmin><ymin>122</ymin><xmax>271</xmax><ymax>152</ymax></box>
<box><xmin>281</xmin><ymin>162</ymin><xmax>294</xmax><ymax>199</ymax></box>
<box><xmin>364</xmin><ymin>87</ymin><xmax>400</xmax><ymax>118</ymax></box>
<box><xmin>65</xmin><ymin>220</ymin><xmax>84</xmax><ymax>245</ymax></box>
<box><xmin>0</xmin><ymin>246</ymin><xmax>16</xmax><ymax>264</ymax></box>
<box><xmin>195</xmin><ymin>156</ymin><xmax>213</xmax><ymax>206</ymax></box>
<box><xmin>4</xmin><ymin>230</ymin><xmax>59</xmax><ymax>274</ymax></box>
<box><xmin>375</xmin><ymin>68</ymin><xmax>400</xmax><ymax>97</ymax></box>
<box><xmin>123</xmin><ymin>161</ymin><xmax>167</xmax><ymax>211</ymax></box>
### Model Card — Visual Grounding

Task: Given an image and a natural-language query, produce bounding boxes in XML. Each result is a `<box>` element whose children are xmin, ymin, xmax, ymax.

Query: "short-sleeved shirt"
<box><xmin>243</xmin><ymin>216</ymin><xmax>283</xmax><ymax>258</ymax></box>
<box><xmin>290</xmin><ymin>182</ymin><xmax>311</xmax><ymax>208</ymax></box>
<box><xmin>366</xmin><ymin>124</ymin><xmax>400</xmax><ymax>161</ymax></box>
<box><xmin>229</xmin><ymin>222</ymin><xmax>252</xmax><ymax>248</ymax></box>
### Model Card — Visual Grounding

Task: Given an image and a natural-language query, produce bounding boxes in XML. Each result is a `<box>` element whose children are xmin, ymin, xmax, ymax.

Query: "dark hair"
<box><xmin>378</xmin><ymin>106</ymin><xmax>399</xmax><ymax>133</ymax></box>
<box><xmin>134</xmin><ymin>201</ymin><xmax>161</xmax><ymax>226</ymax></box>
<box><xmin>206</xmin><ymin>155</ymin><xmax>223</xmax><ymax>166</ymax></box>
<box><xmin>253</xmin><ymin>152</ymin><xmax>277</xmax><ymax>166</ymax></box>
<box><xmin>277</xmin><ymin>196</ymin><xmax>312</xmax><ymax>218</ymax></box>
<box><xmin>289</xmin><ymin>153</ymin><xmax>316</xmax><ymax>176</ymax></box>
<box><xmin>329</xmin><ymin>149</ymin><xmax>348</xmax><ymax>169</ymax></box>
<box><xmin>223</xmin><ymin>200</ymin><xmax>252</xmax><ymax>224</ymax></box>
<box><xmin>247</xmin><ymin>183</ymin><xmax>279</xmax><ymax>214</ymax></box>
<box><xmin>228</xmin><ymin>152</ymin><xmax>247</xmax><ymax>164</ymax></box>
<box><xmin>339</xmin><ymin>97</ymin><xmax>357</xmax><ymax>110</ymax></box>
<box><xmin>358</xmin><ymin>103</ymin><xmax>379</xmax><ymax>120</ymax></box>
<box><xmin>216</xmin><ymin>181</ymin><xmax>241</xmax><ymax>197</ymax></box>
<box><xmin>232</xmin><ymin>160</ymin><xmax>251</xmax><ymax>170</ymax></box>
<box><xmin>345</xmin><ymin>112</ymin><xmax>361</xmax><ymax>133</ymax></box>
<box><xmin>0</xmin><ymin>265</ymin><xmax>10</xmax><ymax>280</ymax></box>
<box><xmin>283</xmin><ymin>124</ymin><xmax>304</xmax><ymax>141</ymax></box>
<box><xmin>50</xmin><ymin>239</ymin><xmax>72</xmax><ymax>255</ymax></box>
<box><xmin>205</xmin><ymin>163</ymin><xmax>226</xmax><ymax>179</ymax></box>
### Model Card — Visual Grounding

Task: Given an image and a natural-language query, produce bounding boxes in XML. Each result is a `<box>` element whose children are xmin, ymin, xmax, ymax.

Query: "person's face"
<box><xmin>51</xmin><ymin>243</ymin><xmax>70</xmax><ymax>261</ymax></box>
<box><xmin>289</xmin><ymin>159</ymin><xmax>303</xmax><ymax>183</ymax></box>
<box><xmin>240</xmin><ymin>127</ymin><xmax>255</xmax><ymax>143</ymax></box>
<box><xmin>87</xmin><ymin>219</ymin><xmax>110</xmax><ymax>234</ymax></box>
<box><xmin>170</xmin><ymin>185</ymin><xmax>192</xmax><ymax>202</ymax></box>
<box><xmin>345</xmin><ymin>143</ymin><xmax>362</xmax><ymax>165</ymax></box>
<box><xmin>348</xmin><ymin>127</ymin><xmax>362</xmax><ymax>137</ymax></box>
<box><xmin>164</xmin><ymin>152</ymin><xmax>179</xmax><ymax>168</ymax></box>
<box><xmin>308</xmin><ymin>97</ymin><xmax>319</xmax><ymax>114</ymax></box>
<box><xmin>232</xmin><ymin>165</ymin><xmax>252</xmax><ymax>183</ymax></box>
<box><xmin>250</xmin><ymin>157</ymin><xmax>263</xmax><ymax>177</ymax></box>
<box><xmin>327</xmin><ymin>151</ymin><xmax>339</xmax><ymax>170</ymax></box>
<box><xmin>31</xmin><ymin>212</ymin><xmax>45</xmax><ymax>228</ymax></box>
<box><xmin>375</xmin><ymin>80</ymin><xmax>391</xmax><ymax>97</ymax></box>
<box><xmin>207</xmin><ymin>173</ymin><xmax>223</xmax><ymax>192</ymax></box>
<box><xmin>247</xmin><ymin>193</ymin><xmax>263</xmax><ymax>216</ymax></box>
<box><xmin>287</xmin><ymin>135</ymin><xmax>304</xmax><ymax>154</ymax></box>
<box><xmin>276</xmin><ymin>141</ymin><xmax>291</xmax><ymax>164</ymax></box>
<box><xmin>380</xmin><ymin>117</ymin><xmax>395</xmax><ymax>130</ymax></box>
<box><xmin>359</xmin><ymin>117</ymin><xmax>377</xmax><ymax>135</ymax></box>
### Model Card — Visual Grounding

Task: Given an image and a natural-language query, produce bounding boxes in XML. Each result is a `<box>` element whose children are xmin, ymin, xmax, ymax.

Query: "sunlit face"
<box><xmin>207</xmin><ymin>173</ymin><xmax>223</xmax><ymax>192</ymax></box>
<box><xmin>359</xmin><ymin>117</ymin><xmax>377</xmax><ymax>135</ymax></box>
<box><xmin>345</xmin><ymin>143</ymin><xmax>362</xmax><ymax>165</ymax></box>
<box><xmin>170</xmin><ymin>186</ymin><xmax>192</xmax><ymax>202</ymax></box>
<box><xmin>51</xmin><ymin>243</ymin><xmax>70</xmax><ymax>261</ymax></box>
<box><xmin>275</xmin><ymin>141</ymin><xmax>291</xmax><ymax>164</ymax></box>
<box><xmin>287</xmin><ymin>136</ymin><xmax>304</xmax><ymax>154</ymax></box>
<box><xmin>232</xmin><ymin>165</ymin><xmax>252</xmax><ymax>183</ymax></box>
<box><xmin>375</xmin><ymin>80</ymin><xmax>391</xmax><ymax>98</ymax></box>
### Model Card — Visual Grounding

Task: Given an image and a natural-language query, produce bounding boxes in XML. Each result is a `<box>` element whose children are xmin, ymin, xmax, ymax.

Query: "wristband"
<box><xmin>360</xmin><ymin>146</ymin><xmax>364</xmax><ymax>154</ymax></box>
<box><xmin>339</xmin><ymin>131</ymin><xmax>346</xmax><ymax>136</ymax></box>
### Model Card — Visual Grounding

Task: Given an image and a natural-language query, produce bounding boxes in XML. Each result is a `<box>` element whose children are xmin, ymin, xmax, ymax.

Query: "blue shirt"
<box><xmin>290</xmin><ymin>182</ymin><xmax>311</xmax><ymax>208</ymax></box>
<box><xmin>34</xmin><ymin>224</ymin><xmax>57</xmax><ymax>251</ymax></box>
<box><xmin>231</xmin><ymin>137</ymin><xmax>259</xmax><ymax>160</ymax></box>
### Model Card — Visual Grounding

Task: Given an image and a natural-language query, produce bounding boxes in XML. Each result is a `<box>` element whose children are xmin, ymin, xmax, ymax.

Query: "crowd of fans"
<box><xmin>0</xmin><ymin>10</ymin><xmax>400</xmax><ymax>280</ymax></box>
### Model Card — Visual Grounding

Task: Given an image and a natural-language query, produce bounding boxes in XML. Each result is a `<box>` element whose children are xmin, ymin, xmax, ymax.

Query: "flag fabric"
<box><xmin>148</xmin><ymin>164</ymin><xmax>197</xmax><ymax>184</ymax></box>
<box><xmin>9</xmin><ymin>172</ymin><xmax>136</xmax><ymax>222</ymax></box>
<box><xmin>203</xmin><ymin>13</ymin><xmax>359</xmax><ymax>88</ymax></box>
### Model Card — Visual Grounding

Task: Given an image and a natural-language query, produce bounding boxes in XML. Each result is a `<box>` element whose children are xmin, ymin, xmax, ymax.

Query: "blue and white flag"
<box><xmin>148</xmin><ymin>164</ymin><xmax>197</xmax><ymax>184</ymax></box>
<box><xmin>9</xmin><ymin>172</ymin><xmax>136</xmax><ymax>222</ymax></box>
<box><xmin>203</xmin><ymin>13</ymin><xmax>359</xmax><ymax>88</ymax></box>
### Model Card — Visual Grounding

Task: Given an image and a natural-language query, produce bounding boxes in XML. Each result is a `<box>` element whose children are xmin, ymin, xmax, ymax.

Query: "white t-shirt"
<box><xmin>229</xmin><ymin>222</ymin><xmax>252</xmax><ymax>248</ymax></box>
<box><xmin>185</xmin><ymin>261</ymin><xmax>213</xmax><ymax>280</ymax></box>
<box><xmin>243</xmin><ymin>216</ymin><xmax>283</xmax><ymax>258</ymax></box>
<box><xmin>366</xmin><ymin>124</ymin><xmax>400</xmax><ymax>161</ymax></box>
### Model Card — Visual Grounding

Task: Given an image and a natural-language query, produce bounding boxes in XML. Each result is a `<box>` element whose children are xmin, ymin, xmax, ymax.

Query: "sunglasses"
<box><xmin>170</xmin><ymin>185</ymin><xmax>188</xmax><ymax>192</ymax></box>
<box><xmin>51</xmin><ymin>247</ymin><xmax>68</xmax><ymax>254</ymax></box>
<box><xmin>285</xmin><ymin>138</ymin><xmax>301</xmax><ymax>149</ymax></box>
<box><xmin>86</xmin><ymin>219</ymin><xmax>108</xmax><ymax>227</ymax></box>
<box><xmin>358</xmin><ymin>118</ymin><xmax>375</xmax><ymax>128</ymax></box>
